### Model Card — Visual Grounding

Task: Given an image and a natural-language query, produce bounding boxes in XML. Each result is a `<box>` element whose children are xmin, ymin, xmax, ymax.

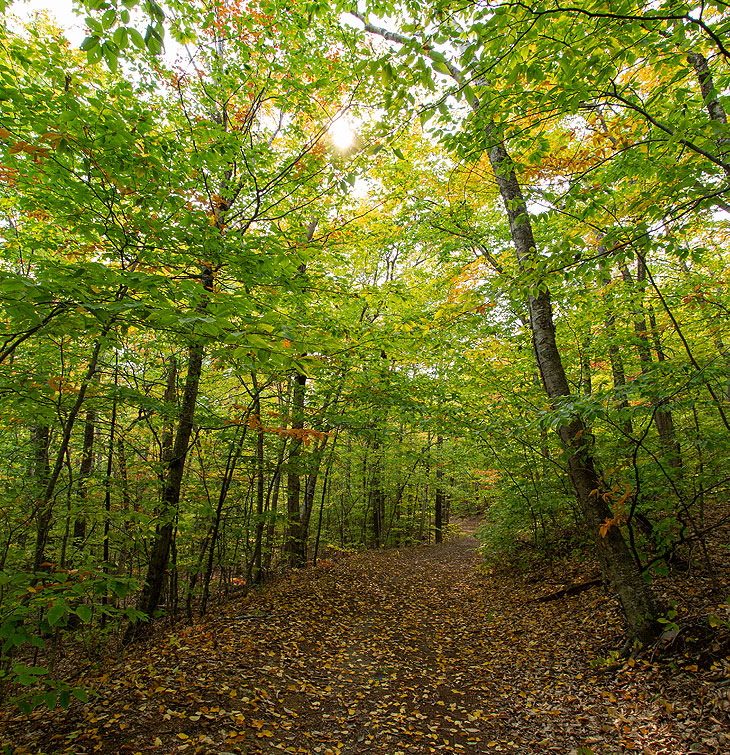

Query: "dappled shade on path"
<box><xmin>2</xmin><ymin>533</ymin><xmax>729</xmax><ymax>754</ymax></box>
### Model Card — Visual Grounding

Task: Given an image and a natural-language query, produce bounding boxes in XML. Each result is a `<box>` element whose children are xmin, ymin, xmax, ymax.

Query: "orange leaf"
<box><xmin>599</xmin><ymin>518</ymin><xmax>615</xmax><ymax>539</ymax></box>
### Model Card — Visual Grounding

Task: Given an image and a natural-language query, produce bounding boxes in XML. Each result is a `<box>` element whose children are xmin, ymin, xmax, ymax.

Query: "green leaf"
<box><xmin>110</xmin><ymin>579</ymin><xmax>130</xmax><ymax>598</ymax></box>
<box><xmin>129</xmin><ymin>28</ymin><xmax>145</xmax><ymax>49</ymax></box>
<box><xmin>145</xmin><ymin>27</ymin><xmax>163</xmax><ymax>55</ymax></box>
<box><xmin>46</xmin><ymin>601</ymin><xmax>67</xmax><ymax>628</ymax></box>
<box><xmin>72</xmin><ymin>688</ymin><xmax>89</xmax><ymax>702</ymax></box>
<box><xmin>43</xmin><ymin>691</ymin><xmax>58</xmax><ymax>710</ymax></box>
<box><xmin>101</xmin><ymin>9</ymin><xmax>117</xmax><ymax>30</ymax></box>
<box><xmin>432</xmin><ymin>60</ymin><xmax>451</xmax><ymax>77</ymax></box>
<box><xmin>104</xmin><ymin>48</ymin><xmax>119</xmax><ymax>72</ymax></box>
<box><xmin>75</xmin><ymin>604</ymin><xmax>93</xmax><ymax>623</ymax></box>
<box><xmin>80</xmin><ymin>36</ymin><xmax>100</xmax><ymax>52</ymax></box>
<box><xmin>113</xmin><ymin>28</ymin><xmax>129</xmax><ymax>49</ymax></box>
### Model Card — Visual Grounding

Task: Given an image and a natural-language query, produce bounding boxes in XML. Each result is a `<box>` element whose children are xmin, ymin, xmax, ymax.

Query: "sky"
<box><xmin>9</xmin><ymin>0</ymin><xmax>85</xmax><ymax>45</ymax></box>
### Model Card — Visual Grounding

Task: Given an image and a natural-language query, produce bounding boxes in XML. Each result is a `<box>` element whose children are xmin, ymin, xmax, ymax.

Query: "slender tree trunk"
<box><xmin>580</xmin><ymin>329</ymin><xmax>592</xmax><ymax>396</ymax></box>
<box><xmin>201</xmin><ymin>422</ymin><xmax>248</xmax><ymax>615</ymax></box>
<box><xmin>33</xmin><ymin>338</ymin><xmax>106</xmax><ymax>573</ymax></box>
<box><xmin>313</xmin><ymin>437</ymin><xmax>337</xmax><ymax>566</ymax></box>
<box><xmin>72</xmin><ymin>403</ymin><xmax>96</xmax><ymax>554</ymax></box>
<box><xmin>116</xmin><ymin>437</ymin><xmax>132</xmax><ymax>574</ymax></box>
<box><xmin>621</xmin><ymin>261</ymin><xmax>682</xmax><ymax>472</ymax></box>
<box><xmin>445</xmin><ymin>476</ymin><xmax>453</xmax><ymax>530</ymax></box>
<box><xmin>434</xmin><ymin>435</ymin><xmax>444</xmax><ymax>544</ymax></box>
<box><xmin>100</xmin><ymin>368</ymin><xmax>118</xmax><ymax>628</ymax></box>
<box><xmin>369</xmin><ymin>435</ymin><xmax>385</xmax><ymax>548</ymax></box>
<box><xmin>160</xmin><ymin>356</ymin><xmax>177</xmax><ymax>468</ymax></box>
<box><xmin>603</xmin><ymin>274</ymin><xmax>634</xmax><ymax>438</ymax></box>
<box><xmin>129</xmin><ymin>267</ymin><xmax>213</xmax><ymax>638</ymax></box>
<box><xmin>301</xmin><ymin>433</ymin><xmax>330</xmax><ymax>547</ymax></box>
<box><xmin>419</xmin><ymin>434</ymin><xmax>431</xmax><ymax>541</ymax></box>
<box><xmin>132</xmin><ymin>344</ymin><xmax>205</xmax><ymax>630</ymax></box>
<box><xmin>286</xmin><ymin>372</ymin><xmax>307</xmax><ymax>567</ymax></box>
<box><xmin>283</xmin><ymin>219</ymin><xmax>318</xmax><ymax>567</ymax></box>
<box><xmin>27</xmin><ymin>424</ymin><xmax>50</xmax><ymax>556</ymax></box>
<box><xmin>248</xmin><ymin>377</ymin><xmax>266</xmax><ymax>585</ymax></box>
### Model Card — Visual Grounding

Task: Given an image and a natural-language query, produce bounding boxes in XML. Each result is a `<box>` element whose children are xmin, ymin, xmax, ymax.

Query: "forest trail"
<box><xmin>2</xmin><ymin>529</ymin><xmax>728</xmax><ymax>755</ymax></box>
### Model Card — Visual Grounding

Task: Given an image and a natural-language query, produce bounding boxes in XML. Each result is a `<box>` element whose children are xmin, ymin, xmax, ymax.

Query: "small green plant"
<box><xmin>0</xmin><ymin>566</ymin><xmax>141</xmax><ymax>711</ymax></box>
<box><xmin>708</xmin><ymin>598</ymin><xmax>730</xmax><ymax>630</ymax></box>
<box><xmin>658</xmin><ymin>602</ymin><xmax>679</xmax><ymax>633</ymax></box>
<box><xmin>589</xmin><ymin>649</ymin><xmax>621</xmax><ymax>669</ymax></box>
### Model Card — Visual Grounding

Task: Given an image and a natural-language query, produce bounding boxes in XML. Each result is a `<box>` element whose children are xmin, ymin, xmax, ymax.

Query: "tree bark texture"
<box><xmin>487</xmin><ymin>138</ymin><xmax>662</xmax><ymax>645</ymax></box>
<box><xmin>131</xmin><ymin>267</ymin><xmax>213</xmax><ymax>635</ymax></box>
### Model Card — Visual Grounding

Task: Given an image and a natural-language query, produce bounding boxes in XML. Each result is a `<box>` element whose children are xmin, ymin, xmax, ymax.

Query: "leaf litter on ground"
<box><xmin>2</xmin><ymin>526</ymin><xmax>729</xmax><ymax>754</ymax></box>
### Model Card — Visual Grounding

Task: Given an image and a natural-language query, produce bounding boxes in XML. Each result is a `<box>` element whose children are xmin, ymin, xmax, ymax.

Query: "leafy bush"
<box><xmin>0</xmin><ymin>566</ymin><xmax>143</xmax><ymax>711</ymax></box>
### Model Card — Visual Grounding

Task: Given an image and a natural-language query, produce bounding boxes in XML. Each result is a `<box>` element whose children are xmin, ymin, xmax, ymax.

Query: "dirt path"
<box><xmin>2</xmin><ymin>534</ymin><xmax>728</xmax><ymax>754</ymax></box>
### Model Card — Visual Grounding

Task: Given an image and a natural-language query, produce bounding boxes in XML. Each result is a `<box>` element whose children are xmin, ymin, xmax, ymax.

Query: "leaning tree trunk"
<box><xmin>488</xmin><ymin>140</ymin><xmax>663</xmax><ymax>645</ymax></box>
<box><xmin>352</xmin><ymin>11</ymin><xmax>663</xmax><ymax>645</ymax></box>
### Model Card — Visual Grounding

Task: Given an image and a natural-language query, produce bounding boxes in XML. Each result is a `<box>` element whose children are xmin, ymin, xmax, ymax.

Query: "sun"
<box><xmin>329</xmin><ymin>117</ymin><xmax>355</xmax><ymax>150</ymax></box>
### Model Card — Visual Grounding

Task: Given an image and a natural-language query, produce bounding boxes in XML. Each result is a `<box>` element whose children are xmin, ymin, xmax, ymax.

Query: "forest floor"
<box><xmin>2</xmin><ymin>523</ymin><xmax>730</xmax><ymax>755</ymax></box>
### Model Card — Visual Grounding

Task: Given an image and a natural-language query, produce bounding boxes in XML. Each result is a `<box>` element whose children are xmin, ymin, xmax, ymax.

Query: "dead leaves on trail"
<box><xmin>2</xmin><ymin>535</ymin><xmax>729</xmax><ymax>754</ymax></box>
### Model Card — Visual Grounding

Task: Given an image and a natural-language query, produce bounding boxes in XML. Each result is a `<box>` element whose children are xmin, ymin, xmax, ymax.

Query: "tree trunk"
<box><xmin>301</xmin><ymin>433</ymin><xmax>330</xmax><ymax>548</ymax></box>
<box><xmin>248</xmin><ymin>378</ymin><xmax>266</xmax><ymax>585</ymax></box>
<box><xmin>116</xmin><ymin>437</ymin><xmax>132</xmax><ymax>575</ymax></box>
<box><xmin>33</xmin><ymin>338</ymin><xmax>105</xmax><ymax>573</ymax></box>
<box><xmin>129</xmin><ymin>267</ymin><xmax>213</xmax><ymax>637</ymax></box>
<box><xmin>603</xmin><ymin>274</ymin><xmax>634</xmax><ymax>438</ymax></box>
<box><xmin>27</xmin><ymin>424</ymin><xmax>50</xmax><ymax>555</ymax></box>
<box><xmin>100</xmin><ymin>369</ymin><xmax>118</xmax><ymax>628</ymax></box>
<box><xmin>620</xmin><ymin>261</ymin><xmax>682</xmax><ymax>472</ymax></box>
<box><xmin>434</xmin><ymin>435</ymin><xmax>444</xmax><ymax>544</ymax></box>
<box><xmin>580</xmin><ymin>329</ymin><xmax>592</xmax><ymax>396</ymax></box>
<box><xmin>487</xmin><ymin>137</ymin><xmax>662</xmax><ymax>645</ymax></box>
<box><xmin>369</xmin><ymin>435</ymin><xmax>385</xmax><ymax>548</ymax></box>
<box><xmin>286</xmin><ymin>371</ymin><xmax>307</xmax><ymax>567</ymax></box>
<box><xmin>72</xmin><ymin>404</ymin><xmax>96</xmax><ymax>554</ymax></box>
<box><xmin>200</xmin><ymin>423</ymin><xmax>247</xmax><ymax>615</ymax></box>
